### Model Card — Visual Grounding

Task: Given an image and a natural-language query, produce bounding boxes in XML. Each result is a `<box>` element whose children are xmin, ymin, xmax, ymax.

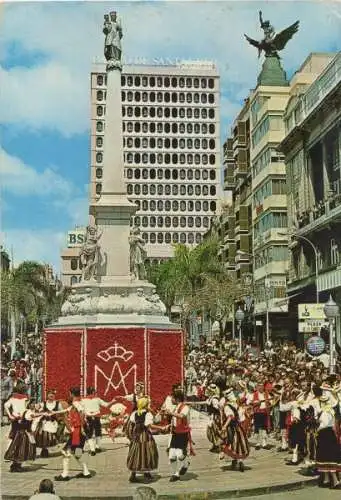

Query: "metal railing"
<box><xmin>286</xmin><ymin>52</ymin><xmax>341</xmax><ymax>134</ymax></box>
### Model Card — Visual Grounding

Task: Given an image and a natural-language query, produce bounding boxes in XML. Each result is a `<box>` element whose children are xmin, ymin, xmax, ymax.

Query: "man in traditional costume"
<box><xmin>247</xmin><ymin>382</ymin><xmax>271</xmax><ymax>450</ymax></box>
<box><xmin>285</xmin><ymin>391</ymin><xmax>306</xmax><ymax>465</ymax></box>
<box><xmin>81</xmin><ymin>387</ymin><xmax>116</xmax><ymax>455</ymax></box>
<box><xmin>167</xmin><ymin>389</ymin><xmax>194</xmax><ymax>482</ymax></box>
<box><xmin>55</xmin><ymin>388</ymin><xmax>91</xmax><ymax>481</ymax></box>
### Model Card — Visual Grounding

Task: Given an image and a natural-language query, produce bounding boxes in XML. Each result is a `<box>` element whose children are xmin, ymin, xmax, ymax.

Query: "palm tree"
<box><xmin>1</xmin><ymin>261</ymin><xmax>68</xmax><ymax>350</ymax></box>
<box><xmin>148</xmin><ymin>237</ymin><xmax>240</xmax><ymax>331</ymax></box>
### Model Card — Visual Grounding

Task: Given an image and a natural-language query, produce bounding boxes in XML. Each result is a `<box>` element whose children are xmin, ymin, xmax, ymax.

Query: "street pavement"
<box><xmin>1</xmin><ymin>411</ymin><xmax>322</xmax><ymax>499</ymax></box>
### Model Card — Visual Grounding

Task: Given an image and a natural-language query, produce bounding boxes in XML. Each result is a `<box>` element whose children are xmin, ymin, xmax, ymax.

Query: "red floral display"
<box><xmin>44</xmin><ymin>326</ymin><xmax>183</xmax><ymax>408</ymax></box>
<box><xmin>44</xmin><ymin>329</ymin><xmax>82</xmax><ymax>400</ymax></box>
<box><xmin>85</xmin><ymin>328</ymin><xmax>146</xmax><ymax>400</ymax></box>
<box><xmin>147</xmin><ymin>329</ymin><xmax>183</xmax><ymax>407</ymax></box>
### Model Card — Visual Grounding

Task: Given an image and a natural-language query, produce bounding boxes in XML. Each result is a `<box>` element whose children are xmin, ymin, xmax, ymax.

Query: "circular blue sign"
<box><xmin>306</xmin><ymin>335</ymin><xmax>326</xmax><ymax>356</ymax></box>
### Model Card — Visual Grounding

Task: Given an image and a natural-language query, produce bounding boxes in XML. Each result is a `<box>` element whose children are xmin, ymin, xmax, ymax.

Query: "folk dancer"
<box><xmin>237</xmin><ymin>381</ymin><xmax>252</xmax><ymax>438</ymax></box>
<box><xmin>286</xmin><ymin>391</ymin><xmax>306</xmax><ymax>465</ymax></box>
<box><xmin>302</xmin><ymin>386</ymin><xmax>321</xmax><ymax>469</ymax></box>
<box><xmin>55</xmin><ymin>387</ymin><xmax>91</xmax><ymax>481</ymax></box>
<box><xmin>278</xmin><ymin>385</ymin><xmax>291</xmax><ymax>452</ymax></box>
<box><xmin>127</xmin><ymin>397</ymin><xmax>165</xmax><ymax>483</ymax></box>
<box><xmin>247</xmin><ymin>383</ymin><xmax>271</xmax><ymax>450</ymax></box>
<box><xmin>219</xmin><ymin>388</ymin><xmax>250</xmax><ymax>472</ymax></box>
<box><xmin>34</xmin><ymin>389</ymin><xmax>62</xmax><ymax>458</ymax></box>
<box><xmin>82</xmin><ymin>387</ymin><xmax>116</xmax><ymax>455</ymax></box>
<box><xmin>167</xmin><ymin>389</ymin><xmax>195</xmax><ymax>482</ymax></box>
<box><xmin>106</xmin><ymin>401</ymin><xmax>128</xmax><ymax>442</ymax></box>
<box><xmin>315</xmin><ymin>393</ymin><xmax>341</xmax><ymax>489</ymax></box>
<box><xmin>122</xmin><ymin>381</ymin><xmax>147</xmax><ymax>441</ymax></box>
<box><xmin>206</xmin><ymin>384</ymin><xmax>222</xmax><ymax>452</ymax></box>
<box><xmin>4</xmin><ymin>384</ymin><xmax>37</xmax><ymax>472</ymax></box>
<box><xmin>158</xmin><ymin>384</ymin><xmax>181</xmax><ymax>453</ymax></box>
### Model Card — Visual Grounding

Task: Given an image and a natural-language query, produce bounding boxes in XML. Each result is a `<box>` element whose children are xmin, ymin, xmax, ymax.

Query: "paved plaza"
<box><xmin>1</xmin><ymin>411</ymin><xmax>322</xmax><ymax>499</ymax></box>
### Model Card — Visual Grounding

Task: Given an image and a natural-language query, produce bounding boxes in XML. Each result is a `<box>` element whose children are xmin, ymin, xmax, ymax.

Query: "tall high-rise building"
<box><xmin>90</xmin><ymin>62</ymin><xmax>220</xmax><ymax>262</ymax></box>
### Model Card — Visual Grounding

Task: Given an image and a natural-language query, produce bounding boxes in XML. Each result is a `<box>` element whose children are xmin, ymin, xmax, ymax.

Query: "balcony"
<box><xmin>235</xmin><ymin>161</ymin><xmax>249</xmax><ymax>178</ymax></box>
<box><xmin>223</xmin><ymin>167</ymin><xmax>235</xmax><ymax>190</ymax></box>
<box><xmin>285</xmin><ymin>52</ymin><xmax>341</xmax><ymax>136</ymax></box>
<box><xmin>233</xmin><ymin>121</ymin><xmax>247</xmax><ymax>150</ymax></box>
<box><xmin>296</xmin><ymin>196</ymin><xmax>341</xmax><ymax>237</ymax></box>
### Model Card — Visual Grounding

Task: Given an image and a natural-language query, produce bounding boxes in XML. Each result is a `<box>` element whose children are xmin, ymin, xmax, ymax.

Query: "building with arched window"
<box><xmin>90</xmin><ymin>61</ymin><xmax>220</xmax><ymax>259</ymax></box>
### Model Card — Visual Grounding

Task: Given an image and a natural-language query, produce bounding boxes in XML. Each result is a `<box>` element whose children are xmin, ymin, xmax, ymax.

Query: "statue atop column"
<box><xmin>103</xmin><ymin>11</ymin><xmax>123</xmax><ymax>71</ymax></box>
<box><xmin>80</xmin><ymin>225</ymin><xmax>102</xmax><ymax>281</ymax></box>
<box><xmin>129</xmin><ymin>227</ymin><xmax>147</xmax><ymax>281</ymax></box>
<box><xmin>244</xmin><ymin>11</ymin><xmax>299</xmax><ymax>59</ymax></box>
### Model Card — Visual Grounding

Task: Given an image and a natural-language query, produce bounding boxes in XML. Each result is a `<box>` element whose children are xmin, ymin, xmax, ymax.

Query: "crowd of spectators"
<box><xmin>184</xmin><ymin>338</ymin><xmax>340</xmax><ymax>400</ymax></box>
<box><xmin>1</xmin><ymin>338</ymin><xmax>43</xmax><ymax>423</ymax></box>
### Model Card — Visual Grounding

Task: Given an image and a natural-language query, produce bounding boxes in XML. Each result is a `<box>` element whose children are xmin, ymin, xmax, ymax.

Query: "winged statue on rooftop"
<box><xmin>245</xmin><ymin>11</ymin><xmax>299</xmax><ymax>59</ymax></box>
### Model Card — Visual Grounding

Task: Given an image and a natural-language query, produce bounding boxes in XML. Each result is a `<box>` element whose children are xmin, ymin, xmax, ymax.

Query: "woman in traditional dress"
<box><xmin>4</xmin><ymin>386</ymin><xmax>39</xmax><ymax>472</ymax></box>
<box><xmin>126</xmin><ymin>397</ymin><xmax>163</xmax><ymax>483</ymax></box>
<box><xmin>220</xmin><ymin>388</ymin><xmax>250</xmax><ymax>472</ymax></box>
<box><xmin>34</xmin><ymin>389</ymin><xmax>62</xmax><ymax>458</ymax></box>
<box><xmin>315</xmin><ymin>393</ymin><xmax>341</xmax><ymax>489</ymax></box>
<box><xmin>205</xmin><ymin>384</ymin><xmax>222</xmax><ymax>452</ymax></box>
<box><xmin>123</xmin><ymin>381</ymin><xmax>148</xmax><ymax>441</ymax></box>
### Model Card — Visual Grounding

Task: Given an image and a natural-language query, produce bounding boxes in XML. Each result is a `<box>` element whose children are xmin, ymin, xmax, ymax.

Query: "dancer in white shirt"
<box><xmin>315</xmin><ymin>393</ymin><xmax>341</xmax><ymax>489</ymax></box>
<box><xmin>81</xmin><ymin>387</ymin><xmax>116</xmax><ymax>455</ymax></box>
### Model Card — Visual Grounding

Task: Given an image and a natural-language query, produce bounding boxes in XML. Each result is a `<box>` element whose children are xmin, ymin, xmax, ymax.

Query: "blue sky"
<box><xmin>1</xmin><ymin>0</ymin><xmax>340</xmax><ymax>272</ymax></box>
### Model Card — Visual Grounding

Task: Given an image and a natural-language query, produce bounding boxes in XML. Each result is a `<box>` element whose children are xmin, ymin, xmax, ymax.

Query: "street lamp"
<box><xmin>323</xmin><ymin>295</ymin><xmax>339</xmax><ymax>375</ymax></box>
<box><xmin>279</xmin><ymin>232</ymin><xmax>319</xmax><ymax>304</ymax></box>
<box><xmin>235</xmin><ymin>307</ymin><xmax>245</xmax><ymax>357</ymax></box>
<box><xmin>236</xmin><ymin>250</ymin><xmax>270</xmax><ymax>344</ymax></box>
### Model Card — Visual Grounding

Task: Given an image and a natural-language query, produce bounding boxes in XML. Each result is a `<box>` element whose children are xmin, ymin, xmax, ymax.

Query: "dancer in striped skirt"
<box><xmin>206</xmin><ymin>384</ymin><xmax>222</xmax><ymax>452</ymax></box>
<box><xmin>220</xmin><ymin>388</ymin><xmax>250</xmax><ymax>472</ymax></box>
<box><xmin>127</xmin><ymin>397</ymin><xmax>165</xmax><ymax>483</ymax></box>
<box><xmin>4</xmin><ymin>384</ymin><xmax>39</xmax><ymax>472</ymax></box>
<box><xmin>34</xmin><ymin>389</ymin><xmax>62</xmax><ymax>458</ymax></box>
<box><xmin>315</xmin><ymin>393</ymin><xmax>341</xmax><ymax>489</ymax></box>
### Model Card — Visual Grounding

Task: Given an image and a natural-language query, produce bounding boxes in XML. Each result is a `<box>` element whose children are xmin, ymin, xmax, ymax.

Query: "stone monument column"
<box><xmin>94</xmin><ymin>66</ymin><xmax>136</xmax><ymax>282</ymax></box>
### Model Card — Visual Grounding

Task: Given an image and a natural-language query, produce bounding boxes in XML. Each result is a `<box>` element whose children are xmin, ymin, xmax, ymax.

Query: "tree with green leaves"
<box><xmin>1</xmin><ymin>261</ymin><xmax>69</xmax><ymax>347</ymax></box>
<box><xmin>147</xmin><ymin>237</ymin><xmax>241</xmax><ymax>333</ymax></box>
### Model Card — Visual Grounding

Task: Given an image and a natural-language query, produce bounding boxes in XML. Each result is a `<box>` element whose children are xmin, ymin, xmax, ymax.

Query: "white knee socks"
<box><xmin>281</xmin><ymin>429</ymin><xmax>288</xmax><ymax>449</ymax></box>
<box><xmin>77</xmin><ymin>456</ymin><xmax>90</xmax><ymax>476</ymax></box>
<box><xmin>292</xmin><ymin>445</ymin><xmax>298</xmax><ymax>463</ymax></box>
<box><xmin>95</xmin><ymin>437</ymin><xmax>101</xmax><ymax>449</ymax></box>
<box><xmin>88</xmin><ymin>438</ymin><xmax>96</xmax><ymax>452</ymax></box>
<box><xmin>260</xmin><ymin>429</ymin><xmax>267</xmax><ymax>447</ymax></box>
<box><xmin>170</xmin><ymin>460</ymin><xmax>178</xmax><ymax>476</ymax></box>
<box><xmin>62</xmin><ymin>457</ymin><xmax>70</xmax><ymax>478</ymax></box>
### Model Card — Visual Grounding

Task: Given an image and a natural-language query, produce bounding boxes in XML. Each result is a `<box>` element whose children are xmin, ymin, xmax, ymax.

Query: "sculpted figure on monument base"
<box><xmin>129</xmin><ymin>227</ymin><xmax>147</xmax><ymax>281</ymax></box>
<box><xmin>80</xmin><ymin>225</ymin><xmax>102</xmax><ymax>281</ymax></box>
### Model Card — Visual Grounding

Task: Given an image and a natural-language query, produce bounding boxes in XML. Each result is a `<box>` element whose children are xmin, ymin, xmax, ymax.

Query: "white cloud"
<box><xmin>0</xmin><ymin>146</ymin><xmax>74</xmax><ymax>197</ymax></box>
<box><xmin>0</xmin><ymin>229</ymin><xmax>65</xmax><ymax>272</ymax></box>
<box><xmin>0</xmin><ymin>64</ymin><xmax>89</xmax><ymax>137</ymax></box>
<box><xmin>0</xmin><ymin>1</ymin><xmax>340</xmax><ymax>136</ymax></box>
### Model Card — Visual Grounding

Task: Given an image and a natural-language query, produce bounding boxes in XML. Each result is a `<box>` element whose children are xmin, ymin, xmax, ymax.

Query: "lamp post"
<box><xmin>264</xmin><ymin>278</ymin><xmax>271</xmax><ymax>344</ymax></box>
<box><xmin>323</xmin><ymin>295</ymin><xmax>339</xmax><ymax>375</ymax></box>
<box><xmin>279</xmin><ymin>232</ymin><xmax>319</xmax><ymax>304</ymax></box>
<box><xmin>236</xmin><ymin>250</ymin><xmax>269</xmax><ymax>345</ymax></box>
<box><xmin>235</xmin><ymin>307</ymin><xmax>245</xmax><ymax>357</ymax></box>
